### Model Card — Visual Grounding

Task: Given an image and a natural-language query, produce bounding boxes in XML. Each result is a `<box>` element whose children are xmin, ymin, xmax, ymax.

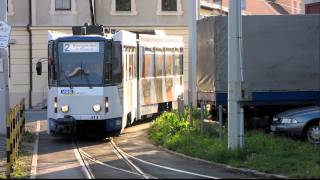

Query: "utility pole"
<box><xmin>220</xmin><ymin>0</ymin><xmax>223</xmax><ymax>15</ymax></box>
<box><xmin>228</xmin><ymin>0</ymin><xmax>244</xmax><ymax>149</ymax></box>
<box><xmin>0</xmin><ymin>0</ymin><xmax>10</xmax><ymax>135</ymax></box>
<box><xmin>188</xmin><ymin>0</ymin><xmax>198</xmax><ymax>106</ymax></box>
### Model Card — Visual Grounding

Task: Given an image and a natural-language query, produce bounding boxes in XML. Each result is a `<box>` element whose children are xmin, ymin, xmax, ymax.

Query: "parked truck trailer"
<box><xmin>197</xmin><ymin>15</ymin><xmax>320</xmax><ymax>127</ymax></box>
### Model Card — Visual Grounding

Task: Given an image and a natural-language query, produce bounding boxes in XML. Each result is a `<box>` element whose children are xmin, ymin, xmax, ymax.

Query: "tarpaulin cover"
<box><xmin>197</xmin><ymin>15</ymin><xmax>320</xmax><ymax>101</ymax></box>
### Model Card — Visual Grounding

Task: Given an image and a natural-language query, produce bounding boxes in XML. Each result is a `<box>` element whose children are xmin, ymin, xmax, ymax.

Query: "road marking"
<box><xmin>30</xmin><ymin>120</ymin><xmax>40</xmax><ymax>179</ymax></box>
<box><xmin>112</xmin><ymin>140</ymin><xmax>220</xmax><ymax>179</ymax></box>
<box><xmin>73</xmin><ymin>143</ymin><xmax>95</xmax><ymax>179</ymax></box>
<box><xmin>110</xmin><ymin>139</ymin><xmax>150</xmax><ymax>179</ymax></box>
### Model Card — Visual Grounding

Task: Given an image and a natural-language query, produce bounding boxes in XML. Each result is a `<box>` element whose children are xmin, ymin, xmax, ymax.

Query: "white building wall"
<box><xmin>9</xmin><ymin>27</ymin><xmax>30</xmax><ymax>108</ymax></box>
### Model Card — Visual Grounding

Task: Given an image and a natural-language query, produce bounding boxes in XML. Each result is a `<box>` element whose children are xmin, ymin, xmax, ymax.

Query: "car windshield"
<box><xmin>58</xmin><ymin>41</ymin><xmax>105</xmax><ymax>86</ymax></box>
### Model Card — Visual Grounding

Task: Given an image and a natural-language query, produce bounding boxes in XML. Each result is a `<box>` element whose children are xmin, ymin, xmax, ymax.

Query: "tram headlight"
<box><xmin>93</xmin><ymin>104</ymin><xmax>101</xmax><ymax>112</ymax></box>
<box><xmin>61</xmin><ymin>105</ymin><xmax>69</xmax><ymax>113</ymax></box>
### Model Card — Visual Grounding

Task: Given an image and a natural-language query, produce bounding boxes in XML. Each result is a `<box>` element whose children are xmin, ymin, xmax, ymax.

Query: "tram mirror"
<box><xmin>36</xmin><ymin>62</ymin><xmax>42</xmax><ymax>75</ymax></box>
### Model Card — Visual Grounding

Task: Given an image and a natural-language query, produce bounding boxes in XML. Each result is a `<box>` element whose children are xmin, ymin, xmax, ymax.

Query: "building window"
<box><xmin>157</xmin><ymin>0</ymin><xmax>183</xmax><ymax>15</ymax></box>
<box><xmin>111</xmin><ymin>0</ymin><xmax>137</xmax><ymax>15</ymax></box>
<box><xmin>116</xmin><ymin>0</ymin><xmax>131</xmax><ymax>11</ymax></box>
<box><xmin>55</xmin><ymin>0</ymin><xmax>71</xmax><ymax>10</ymax></box>
<box><xmin>49</xmin><ymin>0</ymin><xmax>77</xmax><ymax>15</ymax></box>
<box><xmin>162</xmin><ymin>0</ymin><xmax>177</xmax><ymax>11</ymax></box>
<box><xmin>214</xmin><ymin>0</ymin><xmax>222</xmax><ymax>5</ymax></box>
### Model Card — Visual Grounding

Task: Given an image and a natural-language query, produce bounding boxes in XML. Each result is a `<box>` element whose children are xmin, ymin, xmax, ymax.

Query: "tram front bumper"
<box><xmin>49</xmin><ymin>117</ymin><xmax>123</xmax><ymax>135</ymax></box>
<box><xmin>49</xmin><ymin>117</ymin><xmax>76</xmax><ymax>135</ymax></box>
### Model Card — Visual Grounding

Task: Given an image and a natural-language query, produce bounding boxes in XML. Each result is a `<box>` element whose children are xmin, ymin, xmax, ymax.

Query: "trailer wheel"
<box><xmin>305</xmin><ymin>121</ymin><xmax>320</xmax><ymax>144</ymax></box>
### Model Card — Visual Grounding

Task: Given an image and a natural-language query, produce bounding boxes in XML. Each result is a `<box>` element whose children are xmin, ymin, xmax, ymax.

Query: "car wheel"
<box><xmin>306</xmin><ymin>124</ymin><xmax>320</xmax><ymax>144</ymax></box>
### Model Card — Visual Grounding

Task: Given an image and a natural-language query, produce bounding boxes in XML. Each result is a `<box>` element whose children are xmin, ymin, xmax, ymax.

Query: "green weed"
<box><xmin>149</xmin><ymin>109</ymin><xmax>320</xmax><ymax>178</ymax></box>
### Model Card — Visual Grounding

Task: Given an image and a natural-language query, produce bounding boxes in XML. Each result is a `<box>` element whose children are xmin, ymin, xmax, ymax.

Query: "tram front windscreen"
<box><xmin>58</xmin><ymin>41</ymin><xmax>107</xmax><ymax>87</ymax></box>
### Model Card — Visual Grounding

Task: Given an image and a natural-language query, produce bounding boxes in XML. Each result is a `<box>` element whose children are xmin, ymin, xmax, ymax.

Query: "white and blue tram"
<box><xmin>36</xmin><ymin>26</ymin><xmax>184</xmax><ymax>135</ymax></box>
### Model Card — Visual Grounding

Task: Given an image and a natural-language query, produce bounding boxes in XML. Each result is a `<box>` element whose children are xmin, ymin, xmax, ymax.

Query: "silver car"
<box><xmin>271</xmin><ymin>106</ymin><xmax>320</xmax><ymax>144</ymax></box>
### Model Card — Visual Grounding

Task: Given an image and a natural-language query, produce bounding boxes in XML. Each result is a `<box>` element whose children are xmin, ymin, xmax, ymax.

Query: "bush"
<box><xmin>148</xmin><ymin>109</ymin><xmax>320</xmax><ymax>178</ymax></box>
<box><xmin>149</xmin><ymin>111</ymin><xmax>189</xmax><ymax>145</ymax></box>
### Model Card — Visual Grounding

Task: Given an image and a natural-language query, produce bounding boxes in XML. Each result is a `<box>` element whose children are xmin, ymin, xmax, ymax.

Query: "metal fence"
<box><xmin>6</xmin><ymin>98</ymin><xmax>25</xmax><ymax>179</ymax></box>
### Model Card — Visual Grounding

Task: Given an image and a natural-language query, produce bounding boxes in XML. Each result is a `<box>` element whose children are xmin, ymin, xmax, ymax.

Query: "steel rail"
<box><xmin>110</xmin><ymin>139</ymin><xmax>220</xmax><ymax>179</ymax></box>
<box><xmin>73</xmin><ymin>141</ymin><xmax>96</xmax><ymax>179</ymax></box>
<box><xmin>109</xmin><ymin>138</ymin><xmax>151</xmax><ymax>179</ymax></box>
<box><xmin>74</xmin><ymin>138</ymin><xmax>157</xmax><ymax>179</ymax></box>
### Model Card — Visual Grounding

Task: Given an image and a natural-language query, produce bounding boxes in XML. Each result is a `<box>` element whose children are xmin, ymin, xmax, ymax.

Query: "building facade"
<box><xmin>200</xmin><ymin>0</ymin><xmax>304</xmax><ymax>15</ymax></box>
<box><xmin>8</xmin><ymin>0</ymin><xmax>317</xmax><ymax>109</ymax></box>
<box><xmin>7</xmin><ymin>0</ymin><xmax>190</xmax><ymax>109</ymax></box>
<box><xmin>303</xmin><ymin>0</ymin><xmax>320</xmax><ymax>13</ymax></box>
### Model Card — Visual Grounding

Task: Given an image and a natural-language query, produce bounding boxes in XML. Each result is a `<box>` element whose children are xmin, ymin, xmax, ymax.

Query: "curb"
<box><xmin>158</xmin><ymin>146</ymin><xmax>289</xmax><ymax>179</ymax></box>
<box><xmin>30</xmin><ymin>120</ymin><xmax>40</xmax><ymax>179</ymax></box>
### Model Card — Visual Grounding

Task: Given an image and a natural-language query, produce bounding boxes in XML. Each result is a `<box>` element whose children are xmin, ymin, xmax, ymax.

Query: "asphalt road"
<box><xmin>28</xmin><ymin>111</ymin><xmax>262</xmax><ymax>179</ymax></box>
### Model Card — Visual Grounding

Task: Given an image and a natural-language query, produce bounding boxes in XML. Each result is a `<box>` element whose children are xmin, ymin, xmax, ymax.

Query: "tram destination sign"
<box><xmin>0</xmin><ymin>21</ymin><xmax>11</xmax><ymax>49</ymax></box>
<box><xmin>63</xmin><ymin>42</ymin><xmax>100</xmax><ymax>53</ymax></box>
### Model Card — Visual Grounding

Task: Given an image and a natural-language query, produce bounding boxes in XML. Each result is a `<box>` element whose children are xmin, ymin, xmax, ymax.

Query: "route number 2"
<box><xmin>64</xmin><ymin>43</ymin><xmax>71</xmax><ymax>52</ymax></box>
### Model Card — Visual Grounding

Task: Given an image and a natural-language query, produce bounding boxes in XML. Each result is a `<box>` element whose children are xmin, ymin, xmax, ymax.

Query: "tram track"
<box><xmin>73</xmin><ymin>141</ymin><xmax>96</xmax><ymax>179</ymax></box>
<box><xmin>73</xmin><ymin>138</ymin><xmax>157</xmax><ymax>179</ymax></box>
<box><xmin>109</xmin><ymin>138</ymin><xmax>220</xmax><ymax>179</ymax></box>
<box><xmin>73</xmin><ymin>136</ymin><xmax>220</xmax><ymax>179</ymax></box>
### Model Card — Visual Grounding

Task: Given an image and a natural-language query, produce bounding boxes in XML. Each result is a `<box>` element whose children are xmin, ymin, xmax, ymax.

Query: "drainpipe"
<box><xmin>94</xmin><ymin>0</ymin><xmax>97</xmax><ymax>24</ymax></box>
<box><xmin>89</xmin><ymin>0</ymin><xmax>95</xmax><ymax>25</ymax></box>
<box><xmin>27</xmin><ymin>0</ymin><xmax>33</xmax><ymax>109</ymax></box>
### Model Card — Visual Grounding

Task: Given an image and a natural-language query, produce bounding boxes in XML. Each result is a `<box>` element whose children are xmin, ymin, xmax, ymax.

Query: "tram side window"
<box><xmin>174</xmin><ymin>48</ymin><xmax>183</xmax><ymax>75</ymax></box>
<box><xmin>128</xmin><ymin>47</ymin><xmax>133</xmax><ymax>80</ymax></box>
<box><xmin>128</xmin><ymin>47</ymin><xmax>136</xmax><ymax>80</ymax></box>
<box><xmin>180</xmin><ymin>48</ymin><xmax>183</xmax><ymax>75</ymax></box>
<box><xmin>48</xmin><ymin>41</ymin><xmax>57</xmax><ymax>86</ymax></box>
<box><xmin>165</xmin><ymin>48</ymin><xmax>174</xmax><ymax>76</ymax></box>
<box><xmin>105</xmin><ymin>42</ymin><xmax>112</xmax><ymax>84</ymax></box>
<box><xmin>124</xmin><ymin>47</ymin><xmax>128</xmax><ymax>81</ymax></box>
<box><xmin>133</xmin><ymin>47</ymin><xmax>137</xmax><ymax>79</ymax></box>
<box><xmin>112</xmin><ymin>42</ymin><xmax>122</xmax><ymax>84</ymax></box>
<box><xmin>155</xmin><ymin>49</ymin><xmax>164</xmax><ymax>77</ymax></box>
<box><xmin>124</xmin><ymin>47</ymin><xmax>133</xmax><ymax>81</ymax></box>
<box><xmin>142</xmin><ymin>48</ymin><xmax>154</xmax><ymax>78</ymax></box>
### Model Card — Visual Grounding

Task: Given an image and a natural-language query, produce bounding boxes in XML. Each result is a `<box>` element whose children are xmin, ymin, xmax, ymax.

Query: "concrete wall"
<box><xmin>220</xmin><ymin>0</ymin><xmax>280</xmax><ymax>15</ymax></box>
<box><xmin>7</xmin><ymin>0</ymin><xmax>29</xmax><ymax>26</ymax></box>
<box><xmin>34</xmin><ymin>0</ymin><xmax>91</xmax><ymax>26</ymax></box>
<box><xmin>8</xmin><ymin>27</ymin><xmax>30</xmax><ymax>108</ymax></box>
<box><xmin>276</xmin><ymin>0</ymin><xmax>303</xmax><ymax>14</ymax></box>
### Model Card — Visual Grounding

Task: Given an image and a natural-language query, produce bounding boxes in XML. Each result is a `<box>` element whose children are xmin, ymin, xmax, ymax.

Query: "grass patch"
<box><xmin>149</xmin><ymin>109</ymin><xmax>320</xmax><ymax>178</ymax></box>
<box><xmin>0</xmin><ymin>131</ymin><xmax>35</xmax><ymax>179</ymax></box>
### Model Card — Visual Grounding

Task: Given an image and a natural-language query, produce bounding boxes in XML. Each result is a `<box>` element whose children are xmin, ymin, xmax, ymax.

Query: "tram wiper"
<box><xmin>68</xmin><ymin>66</ymin><xmax>93</xmax><ymax>89</ymax></box>
<box><xmin>68</xmin><ymin>67</ymin><xmax>89</xmax><ymax>78</ymax></box>
<box><xmin>61</xmin><ymin>70</ymin><xmax>73</xmax><ymax>89</ymax></box>
<box><xmin>83</xmin><ymin>74</ymin><xmax>93</xmax><ymax>89</ymax></box>
<box><xmin>83</xmin><ymin>64</ymin><xmax>93</xmax><ymax>89</ymax></box>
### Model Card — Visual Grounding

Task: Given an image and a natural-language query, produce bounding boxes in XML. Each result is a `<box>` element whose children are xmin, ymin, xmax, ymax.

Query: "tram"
<box><xmin>36</xmin><ymin>25</ymin><xmax>184</xmax><ymax>135</ymax></box>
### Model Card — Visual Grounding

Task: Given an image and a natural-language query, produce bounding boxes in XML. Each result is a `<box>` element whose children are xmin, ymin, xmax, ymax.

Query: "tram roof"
<box><xmin>55</xmin><ymin>35</ymin><xmax>112</xmax><ymax>42</ymax></box>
